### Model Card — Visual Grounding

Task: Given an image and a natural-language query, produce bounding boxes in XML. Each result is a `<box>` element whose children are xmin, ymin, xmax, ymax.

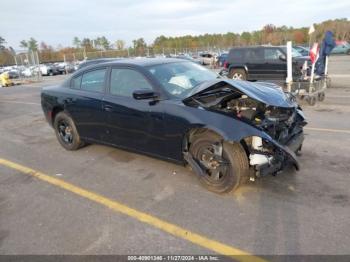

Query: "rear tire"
<box><xmin>54</xmin><ymin>111</ymin><xmax>84</xmax><ymax>150</ymax></box>
<box><xmin>229</xmin><ymin>68</ymin><xmax>247</xmax><ymax>80</ymax></box>
<box><xmin>189</xmin><ymin>131</ymin><xmax>249</xmax><ymax>194</ymax></box>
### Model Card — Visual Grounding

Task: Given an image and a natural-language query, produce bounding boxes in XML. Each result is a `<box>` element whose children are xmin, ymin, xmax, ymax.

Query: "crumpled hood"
<box><xmin>184</xmin><ymin>79</ymin><xmax>296</xmax><ymax>108</ymax></box>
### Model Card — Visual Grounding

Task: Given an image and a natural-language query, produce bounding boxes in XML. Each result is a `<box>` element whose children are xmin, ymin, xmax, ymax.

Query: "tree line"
<box><xmin>1</xmin><ymin>18</ymin><xmax>349</xmax><ymax>65</ymax></box>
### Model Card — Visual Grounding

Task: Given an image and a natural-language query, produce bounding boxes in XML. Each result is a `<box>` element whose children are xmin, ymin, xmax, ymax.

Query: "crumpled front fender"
<box><xmin>211</xmin><ymin>119</ymin><xmax>301</xmax><ymax>170</ymax></box>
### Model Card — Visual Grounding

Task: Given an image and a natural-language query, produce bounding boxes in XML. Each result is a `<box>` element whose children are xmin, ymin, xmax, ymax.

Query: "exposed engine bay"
<box><xmin>214</xmin><ymin>94</ymin><xmax>304</xmax><ymax>145</ymax></box>
<box><xmin>185</xmin><ymin>81</ymin><xmax>307</xmax><ymax>177</ymax></box>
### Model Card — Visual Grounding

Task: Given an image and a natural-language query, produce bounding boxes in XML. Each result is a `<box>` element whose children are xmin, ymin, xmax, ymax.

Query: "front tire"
<box><xmin>54</xmin><ymin>111</ymin><xmax>84</xmax><ymax>150</ymax></box>
<box><xmin>189</xmin><ymin>131</ymin><xmax>249</xmax><ymax>194</ymax></box>
<box><xmin>229</xmin><ymin>68</ymin><xmax>247</xmax><ymax>80</ymax></box>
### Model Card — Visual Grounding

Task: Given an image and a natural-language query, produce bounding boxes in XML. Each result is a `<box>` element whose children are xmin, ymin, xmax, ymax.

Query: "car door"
<box><xmin>244</xmin><ymin>48</ymin><xmax>264</xmax><ymax>80</ymax></box>
<box><xmin>263</xmin><ymin>48</ymin><xmax>286</xmax><ymax>79</ymax></box>
<box><xmin>102</xmin><ymin>67</ymin><xmax>166</xmax><ymax>156</ymax></box>
<box><xmin>64</xmin><ymin>67</ymin><xmax>107</xmax><ymax>141</ymax></box>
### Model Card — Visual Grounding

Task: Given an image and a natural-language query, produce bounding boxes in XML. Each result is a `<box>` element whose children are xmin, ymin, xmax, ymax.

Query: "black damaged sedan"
<box><xmin>41</xmin><ymin>58</ymin><xmax>306</xmax><ymax>193</ymax></box>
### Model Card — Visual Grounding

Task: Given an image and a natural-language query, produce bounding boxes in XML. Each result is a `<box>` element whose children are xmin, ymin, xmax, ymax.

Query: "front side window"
<box><xmin>81</xmin><ymin>69</ymin><xmax>106</xmax><ymax>92</ymax></box>
<box><xmin>264</xmin><ymin>48</ymin><xmax>284</xmax><ymax>60</ymax></box>
<box><xmin>110</xmin><ymin>68</ymin><xmax>153</xmax><ymax>97</ymax></box>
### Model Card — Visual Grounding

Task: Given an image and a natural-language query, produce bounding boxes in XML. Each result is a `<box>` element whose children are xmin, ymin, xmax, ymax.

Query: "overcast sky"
<box><xmin>1</xmin><ymin>0</ymin><xmax>349</xmax><ymax>50</ymax></box>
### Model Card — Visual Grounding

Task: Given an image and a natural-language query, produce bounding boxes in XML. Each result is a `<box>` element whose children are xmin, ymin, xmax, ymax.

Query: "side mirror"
<box><xmin>279</xmin><ymin>54</ymin><xmax>286</xmax><ymax>61</ymax></box>
<box><xmin>132</xmin><ymin>89</ymin><xmax>159</xmax><ymax>100</ymax></box>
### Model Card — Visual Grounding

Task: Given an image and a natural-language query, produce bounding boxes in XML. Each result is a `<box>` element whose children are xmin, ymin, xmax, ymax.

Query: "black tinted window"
<box><xmin>264</xmin><ymin>48</ymin><xmax>284</xmax><ymax>60</ymax></box>
<box><xmin>110</xmin><ymin>68</ymin><xmax>153</xmax><ymax>97</ymax></box>
<box><xmin>229</xmin><ymin>49</ymin><xmax>243</xmax><ymax>61</ymax></box>
<box><xmin>81</xmin><ymin>69</ymin><xmax>106</xmax><ymax>92</ymax></box>
<box><xmin>71</xmin><ymin>75</ymin><xmax>82</xmax><ymax>89</ymax></box>
<box><xmin>245</xmin><ymin>49</ymin><xmax>262</xmax><ymax>60</ymax></box>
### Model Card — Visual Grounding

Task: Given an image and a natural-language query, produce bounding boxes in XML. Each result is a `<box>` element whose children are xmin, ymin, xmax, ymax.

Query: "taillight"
<box><xmin>223</xmin><ymin>61</ymin><xmax>228</xmax><ymax>68</ymax></box>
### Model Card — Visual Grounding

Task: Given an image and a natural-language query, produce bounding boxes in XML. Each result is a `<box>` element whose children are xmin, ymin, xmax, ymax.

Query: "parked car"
<box><xmin>7</xmin><ymin>70</ymin><xmax>20</xmax><ymax>79</ymax></box>
<box><xmin>56</xmin><ymin>62</ymin><xmax>76</xmax><ymax>74</ymax></box>
<box><xmin>294</xmin><ymin>46</ymin><xmax>310</xmax><ymax>56</ymax></box>
<box><xmin>21</xmin><ymin>67</ymin><xmax>34</xmax><ymax>77</ymax></box>
<box><xmin>37</xmin><ymin>64</ymin><xmax>59</xmax><ymax>76</ymax></box>
<box><xmin>225</xmin><ymin>46</ymin><xmax>310</xmax><ymax>80</ymax></box>
<box><xmin>217</xmin><ymin>53</ymin><xmax>228</xmax><ymax>67</ymax></box>
<box><xmin>41</xmin><ymin>58</ymin><xmax>306</xmax><ymax>193</ymax></box>
<box><xmin>198</xmin><ymin>52</ymin><xmax>215</xmax><ymax>65</ymax></box>
<box><xmin>331</xmin><ymin>41</ymin><xmax>350</xmax><ymax>55</ymax></box>
<box><xmin>175</xmin><ymin>54</ymin><xmax>201</xmax><ymax>64</ymax></box>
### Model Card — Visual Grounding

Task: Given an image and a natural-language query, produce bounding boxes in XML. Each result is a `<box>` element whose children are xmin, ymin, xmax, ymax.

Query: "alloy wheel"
<box><xmin>58</xmin><ymin>120</ymin><xmax>73</xmax><ymax>144</ymax></box>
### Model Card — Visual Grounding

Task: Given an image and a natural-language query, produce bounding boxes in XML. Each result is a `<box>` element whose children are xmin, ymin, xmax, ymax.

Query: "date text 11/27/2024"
<box><xmin>127</xmin><ymin>255</ymin><xmax>220</xmax><ymax>261</ymax></box>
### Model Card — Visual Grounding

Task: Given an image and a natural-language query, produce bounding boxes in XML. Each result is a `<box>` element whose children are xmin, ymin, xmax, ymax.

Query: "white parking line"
<box><xmin>305</xmin><ymin>127</ymin><xmax>350</xmax><ymax>134</ymax></box>
<box><xmin>329</xmin><ymin>74</ymin><xmax>350</xmax><ymax>78</ymax></box>
<box><xmin>0</xmin><ymin>100</ymin><xmax>41</xmax><ymax>106</ymax></box>
<box><xmin>326</xmin><ymin>95</ymin><xmax>350</xmax><ymax>98</ymax></box>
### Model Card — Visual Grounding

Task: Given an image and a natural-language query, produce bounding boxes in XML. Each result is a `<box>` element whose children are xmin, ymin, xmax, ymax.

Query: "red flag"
<box><xmin>310</xmin><ymin>43</ymin><xmax>319</xmax><ymax>64</ymax></box>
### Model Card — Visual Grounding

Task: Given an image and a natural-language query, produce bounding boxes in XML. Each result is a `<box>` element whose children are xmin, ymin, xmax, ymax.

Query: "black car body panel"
<box><xmin>41</xmin><ymin>58</ymin><xmax>306</xmax><ymax>176</ymax></box>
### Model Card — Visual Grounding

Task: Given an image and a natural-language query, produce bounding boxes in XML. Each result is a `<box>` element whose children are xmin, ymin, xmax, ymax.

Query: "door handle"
<box><xmin>64</xmin><ymin>98</ymin><xmax>74</xmax><ymax>104</ymax></box>
<box><xmin>103</xmin><ymin>105</ymin><xmax>113</xmax><ymax>112</ymax></box>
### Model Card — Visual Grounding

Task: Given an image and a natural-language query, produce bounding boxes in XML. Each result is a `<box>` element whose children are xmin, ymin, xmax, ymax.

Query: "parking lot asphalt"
<box><xmin>0</xmin><ymin>56</ymin><xmax>350</xmax><ymax>257</ymax></box>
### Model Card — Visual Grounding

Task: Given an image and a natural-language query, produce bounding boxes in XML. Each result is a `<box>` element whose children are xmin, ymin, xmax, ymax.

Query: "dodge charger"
<box><xmin>41</xmin><ymin>58</ymin><xmax>306</xmax><ymax>193</ymax></box>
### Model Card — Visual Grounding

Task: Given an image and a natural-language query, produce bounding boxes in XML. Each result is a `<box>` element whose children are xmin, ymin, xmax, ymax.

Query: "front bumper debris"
<box><xmin>249</xmin><ymin>132</ymin><xmax>304</xmax><ymax>177</ymax></box>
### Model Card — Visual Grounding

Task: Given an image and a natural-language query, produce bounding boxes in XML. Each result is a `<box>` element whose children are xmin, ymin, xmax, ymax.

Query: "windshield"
<box><xmin>147</xmin><ymin>61</ymin><xmax>219</xmax><ymax>98</ymax></box>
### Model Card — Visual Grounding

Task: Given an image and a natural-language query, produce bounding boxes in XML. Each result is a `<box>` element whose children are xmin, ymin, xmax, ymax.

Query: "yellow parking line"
<box><xmin>0</xmin><ymin>158</ymin><xmax>266</xmax><ymax>262</ymax></box>
<box><xmin>305</xmin><ymin>127</ymin><xmax>350</xmax><ymax>134</ymax></box>
<box><xmin>0</xmin><ymin>100</ymin><xmax>41</xmax><ymax>106</ymax></box>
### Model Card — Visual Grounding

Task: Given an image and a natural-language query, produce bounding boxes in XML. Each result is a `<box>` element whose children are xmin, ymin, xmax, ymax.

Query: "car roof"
<box><xmin>70</xmin><ymin>58</ymin><xmax>189</xmax><ymax>78</ymax></box>
<box><xmin>230</xmin><ymin>45</ymin><xmax>284</xmax><ymax>50</ymax></box>
<box><xmin>86</xmin><ymin>58</ymin><xmax>183</xmax><ymax>69</ymax></box>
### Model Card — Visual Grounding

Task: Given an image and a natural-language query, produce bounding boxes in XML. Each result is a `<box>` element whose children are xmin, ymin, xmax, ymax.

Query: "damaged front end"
<box><xmin>239</xmin><ymin>103</ymin><xmax>306</xmax><ymax>178</ymax></box>
<box><xmin>184</xmin><ymin>80</ymin><xmax>307</xmax><ymax>178</ymax></box>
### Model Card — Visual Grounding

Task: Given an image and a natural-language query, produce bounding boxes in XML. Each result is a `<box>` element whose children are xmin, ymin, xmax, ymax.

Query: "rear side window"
<box><xmin>245</xmin><ymin>49</ymin><xmax>262</xmax><ymax>61</ymax></box>
<box><xmin>81</xmin><ymin>69</ymin><xmax>106</xmax><ymax>92</ymax></box>
<box><xmin>229</xmin><ymin>49</ymin><xmax>243</xmax><ymax>61</ymax></box>
<box><xmin>71</xmin><ymin>75</ymin><xmax>82</xmax><ymax>89</ymax></box>
<box><xmin>110</xmin><ymin>68</ymin><xmax>153</xmax><ymax>97</ymax></box>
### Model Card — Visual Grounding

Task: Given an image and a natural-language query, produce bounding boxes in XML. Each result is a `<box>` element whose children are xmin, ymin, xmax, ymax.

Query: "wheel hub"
<box><xmin>198</xmin><ymin>144</ymin><xmax>229</xmax><ymax>181</ymax></box>
<box><xmin>58</xmin><ymin>121</ymin><xmax>73</xmax><ymax>144</ymax></box>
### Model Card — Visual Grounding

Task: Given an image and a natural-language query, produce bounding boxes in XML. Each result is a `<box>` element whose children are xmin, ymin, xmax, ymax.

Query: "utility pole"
<box><xmin>63</xmin><ymin>54</ymin><xmax>68</xmax><ymax>75</ymax></box>
<box><xmin>35</xmin><ymin>51</ymin><xmax>41</xmax><ymax>80</ymax></box>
